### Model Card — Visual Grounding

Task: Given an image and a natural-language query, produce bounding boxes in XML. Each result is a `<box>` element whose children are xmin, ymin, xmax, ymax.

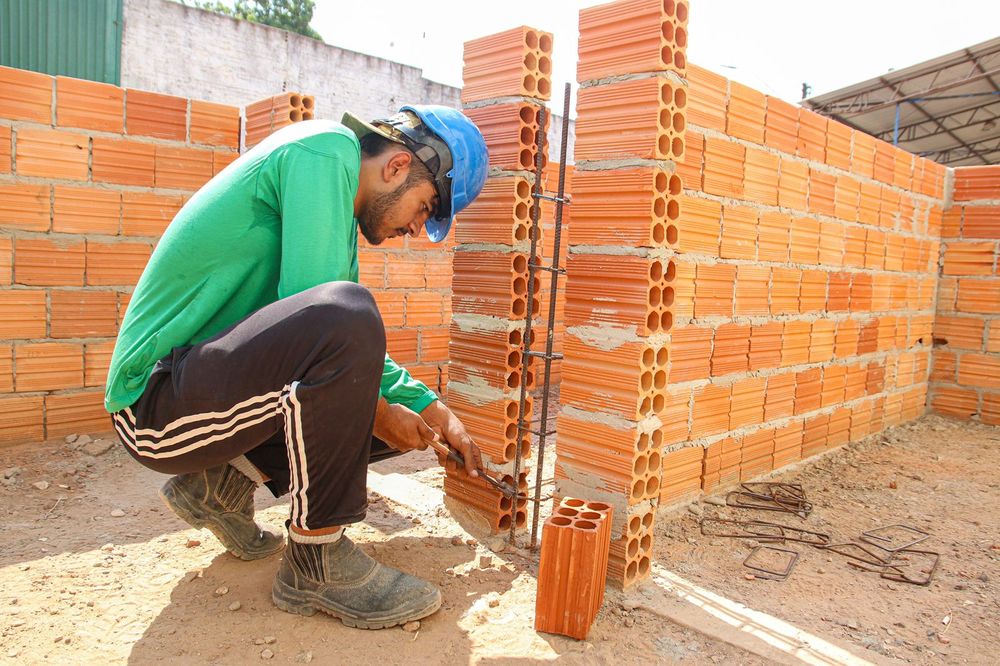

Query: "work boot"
<box><xmin>159</xmin><ymin>463</ymin><xmax>284</xmax><ymax>560</ymax></box>
<box><xmin>272</xmin><ymin>534</ymin><xmax>442</xmax><ymax>629</ymax></box>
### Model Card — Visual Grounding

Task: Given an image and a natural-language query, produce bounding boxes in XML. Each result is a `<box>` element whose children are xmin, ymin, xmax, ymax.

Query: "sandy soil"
<box><xmin>0</xmin><ymin>414</ymin><xmax>996</xmax><ymax>664</ymax></box>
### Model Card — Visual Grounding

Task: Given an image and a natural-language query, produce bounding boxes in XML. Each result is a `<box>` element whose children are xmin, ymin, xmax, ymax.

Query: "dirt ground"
<box><xmin>1</xmin><ymin>414</ymin><xmax>997</xmax><ymax>664</ymax></box>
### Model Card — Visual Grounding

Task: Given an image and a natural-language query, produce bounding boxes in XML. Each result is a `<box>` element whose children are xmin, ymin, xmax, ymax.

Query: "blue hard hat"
<box><xmin>396</xmin><ymin>105</ymin><xmax>489</xmax><ymax>242</ymax></box>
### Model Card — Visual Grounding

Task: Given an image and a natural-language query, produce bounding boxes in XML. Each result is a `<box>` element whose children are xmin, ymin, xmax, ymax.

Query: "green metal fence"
<box><xmin>0</xmin><ymin>0</ymin><xmax>123</xmax><ymax>84</ymax></box>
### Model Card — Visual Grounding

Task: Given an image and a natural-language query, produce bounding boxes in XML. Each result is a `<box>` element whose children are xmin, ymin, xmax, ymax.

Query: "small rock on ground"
<box><xmin>402</xmin><ymin>621</ymin><xmax>420</xmax><ymax>632</ymax></box>
<box><xmin>82</xmin><ymin>440</ymin><xmax>115</xmax><ymax>456</ymax></box>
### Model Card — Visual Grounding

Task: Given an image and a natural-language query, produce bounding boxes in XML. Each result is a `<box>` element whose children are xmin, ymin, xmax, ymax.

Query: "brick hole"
<box><xmin>640</xmin><ymin>371</ymin><xmax>654</xmax><ymax>392</ymax></box>
<box><xmin>642</xmin><ymin>347</ymin><xmax>656</xmax><ymax>368</ymax></box>
<box><xmin>500</xmin><ymin>496</ymin><xmax>513</xmax><ymax>511</ymax></box>
<box><xmin>505</xmin><ymin>402</ymin><xmax>518</xmax><ymax>420</ymax></box>
<box><xmin>661</xmin><ymin>310</ymin><xmax>674</xmax><ymax>331</ymax></box>
<box><xmin>637</xmin><ymin>433</ymin><xmax>651</xmax><ymax>452</ymax></box>
<box><xmin>503</xmin><ymin>442</ymin><xmax>515</xmax><ymax>460</ymax></box>
<box><xmin>657</xmin><ymin>134</ymin><xmax>672</xmax><ymax>156</ymax></box>
<box><xmin>631</xmin><ymin>478</ymin><xmax>645</xmax><ymax>500</ymax></box>
<box><xmin>628</xmin><ymin>516</ymin><xmax>642</xmax><ymax>535</ymax></box>
<box><xmin>512</xmin><ymin>298</ymin><xmax>526</xmax><ymax>317</ymax></box>
<box><xmin>640</xmin><ymin>396</ymin><xmax>652</xmax><ymax>415</ymax></box>
<box><xmin>523</xmin><ymin>75</ymin><xmax>537</xmax><ymax>94</ymax></box>
<box><xmin>652</xmin><ymin>223</ymin><xmax>667</xmax><ymax>244</ymax></box>
<box><xmin>668</xmin><ymin>173</ymin><xmax>683</xmax><ymax>195</ymax></box>
<box><xmin>662</xmin><ymin>287</ymin><xmax>675</xmax><ymax>307</ymax></box>
<box><xmin>301</xmin><ymin>97</ymin><xmax>314</xmax><ymax>110</ymax></box>
<box><xmin>523</xmin><ymin>52</ymin><xmax>537</xmax><ymax>70</ymax></box>
<box><xmin>671</xmin><ymin>136</ymin><xmax>684</xmax><ymax>158</ymax></box>
<box><xmin>654</xmin><ymin>369</ymin><xmax>667</xmax><ymax>390</ymax></box>
<box><xmin>650</xmin><ymin>260</ymin><xmax>664</xmax><ymax>282</ymax></box>
<box><xmin>677</xmin><ymin>0</ymin><xmax>689</xmax><ymax>21</ymax></box>
<box><xmin>576</xmin><ymin>520</ymin><xmax>597</xmax><ymax>531</ymax></box>
<box><xmin>499</xmin><ymin>514</ymin><xmax>513</xmax><ymax>530</ymax></box>
<box><xmin>638</xmin><ymin>556</ymin><xmax>651</xmax><ymax>577</ymax></box>
<box><xmin>513</xmin><ymin>255</ymin><xmax>528</xmax><ymax>273</ymax></box>
<box><xmin>674</xmin><ymin>88</ymin><xmax>687</xmax><ymax>110</ymax></box>
<box><xmin>666</xmin><ymin>224</ymin><xmax>679</xmax><ymax>245</ymax></box>
<box><xmin>674</xmin><ymin>51</ymin><xmax>687</xmax><ymax>70</ymax></box>
<box><xmin>525</xmin><ymin>31</ymin><xmax>539</xmax><ymax>49</ymax></box>
<box><xmin>626</xmin><ymin>560</ymin><xmax>639</xmax><ymax>581</ymax></box>
<box><xmin>514</xmin><ymin>223</ymin><xmax>528</xmax><ymax>241</ymax></box>
<box><xmin>564</xmin><ymin>498</ymin><xmax>585</xmax><ymax>508</ymax></box>
<box><xmin>647</xmin><ymin>451</ymin><xmax>662</xmax><ymax>472</ymax></box>
<box><xmin>557</xmin><ymin>507</ymin><xmax>579</xmax><ymax>517</ymax></box>
<box><xmin>506</xmin><ymin>371</ymin><xmax>520</xmax><ymax>390</ymax></box>
<box><xmin>539</xmin><ymin>56</ymin><xmax>552</xmax><ymax>76</ymax></box>
<box><xmin>634</xmin><ymin>455</ymin><xmax>649</xmax><ymax>476</ymax></box>
<box><xmin>663</xmin><ymin>0</ymin><xmax>676</xmax><ymax>16</ymax></box>
<box><xmin>667</xmin><ymin>199</ymin><xmax>680</xmax><ymax>221</ymax></box>
<box><xmin>661</xmin><ymin>20</ymin><xmax>675</xmax><ymax>41</ymax></box>
<box><xmin>289</xmin><ymin>109</ymin><xmax>302</xmax><ymax>122</ymax></box>
<box><xmin>654</xmin><ymin>196</ymin><xmax>667</xmax><ymax>218</ymax></box>
<box><xmin>290</xmin><ymin>94</ymin><xmax>302</xmax><ymax>106</ymax></box>
<box><xmin>519</xmin><ymin>106</ymin><xmax>534</xmax><ymax>124</ymax></box>
<box><xmin>648</xmin><ymin>286</ymin><xmax>662</xmax><ymax>308</ymax></box>
<box><xmin>661</xmin><ymin>45</ymin><xmax>674</xmax><ymax>69</ymax></box>
<box><xmin>660</xmin><ymin>84</ymin><xmax>672</xmax><ymax>107</ymax></box>
<box><xmin>676</xmin><ymin>26</ymin><xmax>688</xmax><ymax>48</ymax></box>
<box><xmin>656</xmin><ymin>347</ymin><xmax>669</xmax><ymax>367</ymax></box>
<box><xmin>651</xmin><ymin>429</ymin><xmax>663</xmax><ymax>447</ymax></box>
<box><xmin>515</xmin><ymin>510</ymin><xmax>527</xmax><ymax>528</ymax></box>
<box><xmin>586</xmin><ymin>502</ymin><xmax>611</xmax><ymax>512</ymax></box>
<box><xmin>302</xmin><ymin>111</ymin><xmax>313</xmax><ymax>120</ymax></box>
<box><xmin>642</xmin><ymin>512</ymin><xmax>654</xmax><ymax>529</ymax></box>
<box><xmin>539</xmin><ymin>34</ymin><xmax>552</xmax><ymax>52</ymax></box>
<box><xmin>673</xmin><ymin>112</ymin><xmax>686</xmax><ymax>133</ymax></box>
<box><xmin>627</xmin><ymin>537</ymin><xmax>640</xmax><ymax>559</ymax></box>
<box><xmin>645</xmin><ymin>475</ymin><xmax>661</xmax><ymax>496</ymax></box>
<box><xmin>513</xmin><ymin>276</ymin><xmax>527</xmax><ymax>296</ymax></box>
<box><xmin>652</xmin><ymin>393</ymin><xmax>665</xmax><ymax>413</ymax></box>
<box><xmin>519</xmin><ymin>149</ymin><xmax>533</xmax><ymax>169</ymax></box>
<box><xmin>538</xmin><ymin>78</ymin><xmax>551</xmax><ymax>97</ymax></box>
<box><xmin>580</xmin><ymin>511</ymin><xmax>602</xmax><ymax>521</ymax></box>
<box><xmin>646</xmin><ymin>311</ymin><xmax>661</xmax><ymax>333</ymax></box>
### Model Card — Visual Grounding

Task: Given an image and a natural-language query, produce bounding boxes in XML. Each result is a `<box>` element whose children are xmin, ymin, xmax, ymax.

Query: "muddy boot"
<box><xmin>159</xmin><ymin>463</ymin><xmax>284</xmax><ymax>560</ymax></box>
<box><xmin>272</xmin><ymin>533</ymin><xmax>442</xmax><ymax>629</ymax></box>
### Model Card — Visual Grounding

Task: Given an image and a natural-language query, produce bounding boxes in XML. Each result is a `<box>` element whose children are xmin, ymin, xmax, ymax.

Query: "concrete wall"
<box><xmin>121</xmin><ymin>0</ymin><xmax>459</xmax><ymax>123</ymax></box>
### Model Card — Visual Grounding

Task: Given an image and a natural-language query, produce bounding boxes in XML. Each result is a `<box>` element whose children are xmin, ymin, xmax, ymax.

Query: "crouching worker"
<box><xmin>104</xmin><ymin>105</ymin><xmax>489</xmax><ymax>629</ymax></box>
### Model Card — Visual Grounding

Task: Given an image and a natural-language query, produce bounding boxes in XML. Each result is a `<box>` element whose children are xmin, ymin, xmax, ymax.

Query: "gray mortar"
<box><xmin>455</xmin><ymin>242</ymin><xmax>532</xmax><ymax>253</ymax></box>
<box><xmin>451</xmin><ymin>313</ymin><xmax>521</xmax><ymax>334</ymax></box>
<box><xmin>462</xmin><ymin>96</ymin><xmax>546</xmax><ymax>110</ymax></box>
<box><xmin>565</xmin><ymin>324</ymin><xmax>643</xmax><ymax>351</ymax></box>
<box><xmin>447</xmin><ymin>378</ymin><xmax>510</xmax><ymax>406</ymax></box>
<box><xmin>578</xmin><ymin>70</ymin><xmax>686</xmax><ymax>89</ymax></box>
<box><xmin>568</xmin><ymin>245</ymin><xmax>649</xmax><ymax>257</ymax></box>
<box><xmin>576</xmin><ymin>158</ymin><xmax>677</xmax><ymax>172</ymax></box>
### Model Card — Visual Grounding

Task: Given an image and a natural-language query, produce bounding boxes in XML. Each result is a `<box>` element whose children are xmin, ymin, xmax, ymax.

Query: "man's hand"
<box><xmin>373</xmin><ymin>398</ymin><xmax>440</xmax><ymax>454</ymax></box>
<box><xmin>419</xmin><ymin>399</ymin><xmax>483</xmax><ymax>480</ymax></box>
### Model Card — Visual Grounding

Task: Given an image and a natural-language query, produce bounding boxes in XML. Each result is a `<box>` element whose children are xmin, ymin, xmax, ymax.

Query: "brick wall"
<box><xmin>930</xmin><ymin>165</ymin><xmax>1000</xmax><ymax>424</ymax></box>
<box><xmin>0</xmin><ymin>65</ymin><xmax>452</xmax><ymax>446</ymax></box>
<box><xmin>653</xmin><ymin>62</ymin><xmax>948</xmax><ymax>504</ymax></box>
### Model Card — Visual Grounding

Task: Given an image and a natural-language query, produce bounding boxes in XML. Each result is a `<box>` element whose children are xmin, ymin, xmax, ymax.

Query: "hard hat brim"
<box><xmin>341</xmin><ymin>111</ymin><xmax>405</xmax><ymax>145</ymax></box>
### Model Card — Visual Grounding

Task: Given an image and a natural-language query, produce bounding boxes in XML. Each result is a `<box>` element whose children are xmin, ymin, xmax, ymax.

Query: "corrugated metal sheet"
<box><xmin>0</xmin><ymin>0</ymin><xmax>123</xmax><ymax>84</ymax></box>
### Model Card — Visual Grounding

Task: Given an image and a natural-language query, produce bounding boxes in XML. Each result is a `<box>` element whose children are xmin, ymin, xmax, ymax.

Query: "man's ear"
<box><xmin>383</xmin><ymin>150</ymin><xmax>412</xmax><ymax>186</ymax></box>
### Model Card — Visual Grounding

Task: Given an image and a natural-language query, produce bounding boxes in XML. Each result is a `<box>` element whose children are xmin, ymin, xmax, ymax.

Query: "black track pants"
<box><xmin>111</xmin><ymin>282</ymin><xmax>396</xmax><ymax>530</ymax></box>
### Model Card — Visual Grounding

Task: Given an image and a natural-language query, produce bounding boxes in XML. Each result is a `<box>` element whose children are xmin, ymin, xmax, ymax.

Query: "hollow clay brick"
<box><xmin>577</xmin><ymin>0</ymin><xmax>689</xmax><ymax>81</ymax></box>
<box><xmin>56</xmin><ymin>75</ymin><xmax>124</xmax><ymax>133</ymax></box>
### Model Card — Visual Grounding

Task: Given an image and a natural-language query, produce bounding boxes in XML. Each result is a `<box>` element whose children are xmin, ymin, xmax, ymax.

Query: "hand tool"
<box><xmin>425</xmin><ymin>437</ymin><xmax>522</xmax><ymax>497</ymax></box>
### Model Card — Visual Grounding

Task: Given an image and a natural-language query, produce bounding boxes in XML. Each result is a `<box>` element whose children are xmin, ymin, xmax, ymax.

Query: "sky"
<box><xmin>307</xmin><ymin>0</ymin><xmax>1000</xmax><ymax>115</ymax></box>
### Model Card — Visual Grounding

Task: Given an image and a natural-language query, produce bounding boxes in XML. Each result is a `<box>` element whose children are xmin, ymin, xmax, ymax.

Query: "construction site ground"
<box><xmin>1</xmin><ymin>414</ymin><xmax>997</xmax><ymax>665</ymax></box>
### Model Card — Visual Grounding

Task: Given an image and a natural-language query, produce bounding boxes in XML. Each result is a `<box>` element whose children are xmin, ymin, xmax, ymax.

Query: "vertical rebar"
<box><xmin>528</xmin><ymin>84</ymin><xmax>572</xmax><ymax>549</ymax></box>
<box><xmin>509</xmin><ymin>105</ymin><xmax>547</xmax><ymax>544</ymax></box>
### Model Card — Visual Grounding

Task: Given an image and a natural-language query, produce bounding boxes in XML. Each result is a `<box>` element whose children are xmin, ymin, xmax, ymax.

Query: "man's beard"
<box><xmin>358</xmin><ymin>185</ymin><xmax>407</xmax><ymax>245</ymax></box>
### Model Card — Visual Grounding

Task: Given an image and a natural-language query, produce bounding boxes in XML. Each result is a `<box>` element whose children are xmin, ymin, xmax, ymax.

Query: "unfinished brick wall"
<box><xmin>658</xmin><ymin>64</ymin><xmax>948</xmax><ymax>501</ymax></box>
<box><xmin>0</xmin><ymin>65</ymin><xmax>238</xmax><ymax>444</ymax></box>
<box><xmin>442</xmin><ymin>26</ymin><xmax>554</xmax><ymax>533</ymax></box>
<box><xmin>930</xmin><ymin>165</ymin><xmax>1000</xmax><ymax>424</ymax></box>
<box><xmin>0</xmin><ymin>65</ymin><xmax>453</xmax><ymax>446</ymax></box>
<box><xmin>555</xmin><ymin>0</ymin><xmax>691</xmax><ymax>588</ymax></box>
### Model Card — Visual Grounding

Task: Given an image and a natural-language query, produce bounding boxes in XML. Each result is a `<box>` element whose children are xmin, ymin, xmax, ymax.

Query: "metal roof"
<box><xmin>803</xmin><ymin>37</ymin><xmax>1000</xmax><ymax>167</ymax></box>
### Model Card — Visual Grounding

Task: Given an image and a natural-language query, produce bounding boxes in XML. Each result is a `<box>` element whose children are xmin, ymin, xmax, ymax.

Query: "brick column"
<box><xmin>444</xmin><ymin>26</ymin><xmax>553</xmax><ymax>534</ymax></box>
<box><xmin>555</xmin><ymin>0</ymin><xmax>689</xmax><ymax>588</ymax></box>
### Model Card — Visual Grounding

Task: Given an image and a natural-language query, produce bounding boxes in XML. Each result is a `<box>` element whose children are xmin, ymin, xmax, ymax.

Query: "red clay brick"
<box><xmin>56</xmin><ymin>75</ymin><xmax>124</xmax><ymax>132</ymax></box>
<box><xmin>126</xmin><ymin>89</ymin><xmax>187</xmax><ymax>140</ymax></box>
<box><xmin>0</xmin><ymin>65</ymin><xmax>52</xmax><ymax>123</ymax></box>
<box><xmin>85</xmin><ymin>241</ymin><xmax>152</xmax><ymax>286</ymax></box>
<box><xmin>14</xmin><ymin>237</ymin><xmax>85</xmax><ymax>286</ymax></box>
<box><xmin>15</xmin><ymin>128</ymin><xmax>89</xmax><ymax>180</ymax></box>
<box><xmin>50</xmin><ymin>290</ymin><xmax>118</xmax><ymax>338</ymax></box>
<box><xmin>53</xmin><ymin>186</ymin><xmax>121</xmax><ymax>235</ymax></box>
<box><xmin>0</xmin><ymin>395</ymin><xmax>45</xmax><ymax>443</ymax></box>
<box><xmin>15</xmin><ymin>342</ymin><xmax>84</xmax><ymax>392</ymax></box>
<box><xmin>92</xmin><ymin>137</ymin><xmax>155</xmax><ymax>187</ymax></box>
<box><xmin>45</xmin><ymin>390</ymin><xmax>109</xmax><ymax>438</ymax></box>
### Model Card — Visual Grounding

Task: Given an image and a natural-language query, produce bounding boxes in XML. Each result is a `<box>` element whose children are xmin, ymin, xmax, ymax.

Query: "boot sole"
<box><xmin>271</xmin><ymin>575</ymin><xmax>442</xmax><ymax>630</ymax></box>
<box><xmin>159</xmin><ymin>480</ymin><xmax>284</xmax><ymax>561</ymax></box>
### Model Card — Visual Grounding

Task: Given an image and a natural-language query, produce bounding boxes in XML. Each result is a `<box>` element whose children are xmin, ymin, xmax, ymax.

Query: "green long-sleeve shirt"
<box><xmin>104</xmin><ymin>120</ymin><xmax>437</xmax><ymax>414</ymax></box>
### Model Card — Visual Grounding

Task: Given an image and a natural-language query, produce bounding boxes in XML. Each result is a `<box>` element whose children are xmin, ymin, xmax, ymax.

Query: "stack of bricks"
<box><xmin>0</xmin><ymin>65</ymin><xmax>239</xmax><ymax>443</ymax></box>
<box><xmin>244</xmin><ymin>92</ymin><xmax>315</xmax><ymax>150</ymax></box>
<box><xmin>655</xmin><ymin>56</ymin><xmax>948</xmax><ymax>507</ymax></box>
<box><xmin>443</xmin><ymin>26</ymin><xmax>553</xmax><ymax>533</ymax></box>
<box><xmin>930</xmin><ymin>165</ymin><xmax>1000</xmax><ymax>424</ymax></box>
<box><xmin>554</xmin><ymin>0</ymin><xmax>690</xmax><ymax>588</ymax></box>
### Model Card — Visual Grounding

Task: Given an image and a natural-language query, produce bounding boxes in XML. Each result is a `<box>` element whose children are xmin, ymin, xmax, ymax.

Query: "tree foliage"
<box><xmin>183</xmin><ymin>0</ymin><xmax>323</xmax><ymax>41</ymax></box>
